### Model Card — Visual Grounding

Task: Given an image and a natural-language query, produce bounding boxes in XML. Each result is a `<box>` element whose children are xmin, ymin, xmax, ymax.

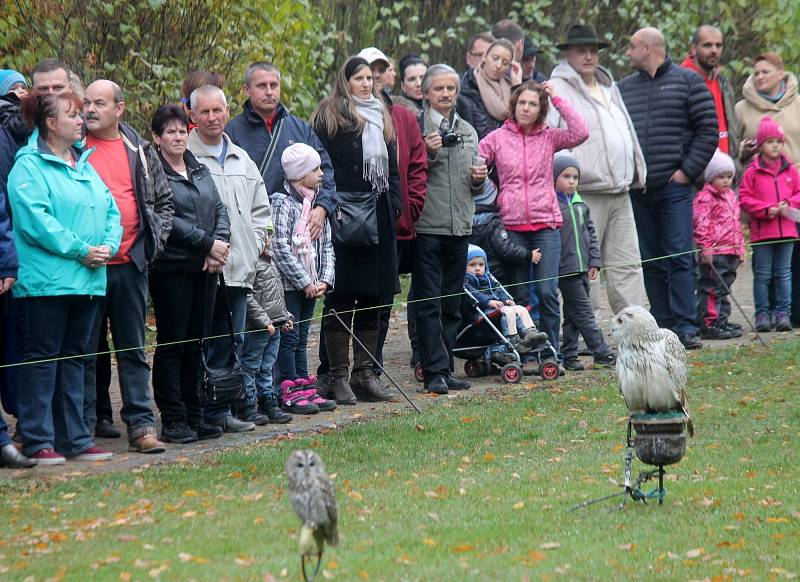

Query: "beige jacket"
<box><xmin>188</xmin><ymin>130</ymin><xmax>272</xmax><ymax>289</ymax></box>
<box><xmin>736</xmin><ymin>73</ymin><xmax>800</xmax><ymax>167</ymax></box>
<box><xmin>547</xmin><ymin>62</ymin><xmax>646</xmax><ymax>193</ymax></box>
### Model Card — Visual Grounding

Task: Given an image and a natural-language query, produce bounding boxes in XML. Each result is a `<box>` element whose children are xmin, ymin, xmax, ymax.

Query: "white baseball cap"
<box><xmin>357</xmin><ymin>47</ymin><xmax>390</xmax><ymax>66</ymax></box>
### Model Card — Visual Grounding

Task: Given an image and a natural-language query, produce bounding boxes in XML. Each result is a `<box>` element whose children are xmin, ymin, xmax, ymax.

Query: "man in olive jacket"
<box><xmin>414</xmin><ymin>64</ymin><xmax>486</xmax><ymax>395</ymax></box>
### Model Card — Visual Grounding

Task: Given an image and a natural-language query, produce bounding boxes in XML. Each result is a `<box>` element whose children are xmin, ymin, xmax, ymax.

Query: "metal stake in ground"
<box><xmin>707</xmin><ymin>259</ymin><xmax>768</xmax><ymax>347</ymax></box>
<box><xmin>328</xmin><ymin>309</ymin><xmax>421</xmax><ymax>414</ymax></box>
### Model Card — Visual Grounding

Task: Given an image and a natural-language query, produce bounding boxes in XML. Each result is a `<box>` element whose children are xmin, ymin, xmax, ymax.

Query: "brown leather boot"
<box><xmin>350</xmin><ymin>327</ymin><xmax>394</xmax><ymax>402</ymax></box>
<box><xmin>324</xmin><ymin>324</ymin><xmax>357</xmax><ymax>405</ymax></box>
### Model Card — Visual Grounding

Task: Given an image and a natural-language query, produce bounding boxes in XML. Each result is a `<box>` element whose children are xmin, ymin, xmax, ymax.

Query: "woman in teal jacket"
<box><xmin>7</xmin><ymin>91</ymin><xmax>122</xmax><ymax>465</ymax></box>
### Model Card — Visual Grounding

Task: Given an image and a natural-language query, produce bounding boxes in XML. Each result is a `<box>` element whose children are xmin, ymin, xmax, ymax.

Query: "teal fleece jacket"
<box><xmin>7</xmin><ymin>135</ymin><xmax>122</xmax><ymax>297</ymax></box>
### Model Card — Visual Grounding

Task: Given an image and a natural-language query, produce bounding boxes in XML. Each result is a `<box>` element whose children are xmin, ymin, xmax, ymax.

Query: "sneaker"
<box><xmin>700</xmin><ymin>324</ymin><xmax>735</xmax><ymax>340</ymax></box>
<box><xmin>678</xmin><ymin>333</ymin><xmax>703</xmax><ymax>350</ymax></box>
<box><xmin>775</xmin><ymin>311</ymin><xmax>792</xmax><ymax>332</ymax></box>
<box><xmin>94</xmin><ymin>419</ymin><xmax>121</xmax><ymax>439</ymax></box>
<box><xmin>721</xmin><ymin>322</ymin><xmax>743</xmax><ymax>338</ymax></box>
<box><xmin>564</xmin><ymin>358</ymin><xmax>585</xmax><ymax>371</ymax></box>
<box><xmin>129</xmin><ymin>434</ymin><xmax>167</xmax><ymax>454</ymax></box>
<box><xmin>71</xmin><ymin>446</ymin><xmax>113</xmax><ymax>461</ymax></box>
<box><xmin>30</xmin><ymin>449</ymin><xmax>66</xmax><ymax>466</ymax></box>
<box><xmin>213</xmin><ymin>415</ymin><xmax>255</xmax><ymax>433</ymax></box>
<box><xmin>518</xmin><ymin>328</ymin><xmax>549</xmax><ymax>352</ymax></box>
<box><xmin>593</xmin><ymin>352</ymin><xmax>616</xmax><ymax>368</ymax></box>
<box><xmin>190</xmin><ymin>422</ymin><xmax>223</xmax><ymax>440</ymax></box>
<box><xmin>161</xmin><ymin>422</ymin><xmax>198</xmax><ymax>444</ymax></box>
<box><xmin>755</xmin><ymin>312</ymin><xmax>771</xmax><ymax>333</ymax></box>
<box><xmin>237</xmin><ymin>403</ymin><xmax>269</xmax><ymax>426</ymax></box>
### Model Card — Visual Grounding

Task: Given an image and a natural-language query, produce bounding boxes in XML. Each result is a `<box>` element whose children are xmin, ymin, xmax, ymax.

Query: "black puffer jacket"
<box><xmin>618</xmin><ymin>57</ymin><xmax>718</xmax><ymax>190</ymax></box>
<box><xmin>468</xmin><ymin>204</ymin><xmax>529</xmax><ymax>284</ymax></box>
<box><xmin>151</xmin><ymin>148</ymin><xmax>230</xmax><ymax>274</ymax></box>
<box><xmin>457</xmin><ymin>69</ymin><xmax>503</xmax><ymax>141</ymax></box>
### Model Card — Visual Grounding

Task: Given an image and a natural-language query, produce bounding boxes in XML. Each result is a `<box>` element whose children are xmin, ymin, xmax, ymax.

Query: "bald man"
<box><xmin>82</xmin><ymin>80</ymin><xmax>174</xmax><ymax>454</ymax></box>
<box><xmin>619</xmin><ymin>27</ymin><xmax>718</xmax><ymax>350</ymax></box>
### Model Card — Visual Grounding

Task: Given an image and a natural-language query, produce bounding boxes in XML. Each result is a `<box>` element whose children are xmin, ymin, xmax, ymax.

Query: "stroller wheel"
<box><xmin>539</xmin><ymin>360</ymin><xmax>560</xmax><ymax>380</ymax></box>
<box><xmin>413</xmin><ymin>363</ymin><xmax>425</xmax><ymax>383</ymax></box>
<box><xmin>501</xmin><ymin>363</ymin><xmax>523</xmax><ymax>384</ymax></box>
<box><xmin>464</xmin><ymin>360</ymin><xmax>483</xmax><ymax>378</ymax></box>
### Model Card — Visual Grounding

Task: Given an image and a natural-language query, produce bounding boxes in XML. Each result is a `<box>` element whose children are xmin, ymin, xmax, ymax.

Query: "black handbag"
<box><xmin>332</xmin><ymin>190</ymin><xmax>380</xmax><ymax>247</ymax></box>
<box><xmin>197</xmin><ymin>273</ymin><xmax>246</xmax><ymax>406</ymax></box>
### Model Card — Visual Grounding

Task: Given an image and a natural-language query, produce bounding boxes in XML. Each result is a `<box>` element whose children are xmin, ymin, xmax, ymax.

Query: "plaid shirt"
<box><xmin>271</xmin><ymin>188</ymin><xmax>335</xmax><ymax>291</ymax></box>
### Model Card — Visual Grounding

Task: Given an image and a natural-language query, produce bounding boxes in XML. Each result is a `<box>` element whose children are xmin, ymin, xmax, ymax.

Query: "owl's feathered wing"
<box><xmin>319</xmin><ymin>474</ymin><xmax>339</xmax><ymax>546</ymax></box>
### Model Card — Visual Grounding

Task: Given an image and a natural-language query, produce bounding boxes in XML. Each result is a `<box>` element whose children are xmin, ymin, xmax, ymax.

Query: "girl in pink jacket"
<box><xmin>693</xmin><ymin>150</ymin><xmax>745</xmax><ymax>339</ymax></box>
<box><xmin>739</xmin><ymin>116</ymin><xmax>800</xmax><ymax>332</ymax></box>
<box><xmin>478</xmin><ymin>81</ymin><xmax>588</xmax><ymax>354</ymax></box>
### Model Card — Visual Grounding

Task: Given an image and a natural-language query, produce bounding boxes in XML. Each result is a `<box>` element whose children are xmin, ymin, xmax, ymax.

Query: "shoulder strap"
<box><xmin>258</xmin><ymin>116</ymin><xmax>285</xmax><ymax>177</ymax></box>
<box><xmin>199</xmin><ymin>272</ymin><xmax>240</xmax><ymax>362</ymax></box>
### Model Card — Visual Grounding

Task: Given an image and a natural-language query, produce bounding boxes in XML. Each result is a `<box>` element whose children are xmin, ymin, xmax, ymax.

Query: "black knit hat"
<box><xmin>556</xmin><ymin>24</ymin><xmax>610</xmax><ymax>50</ymax></box>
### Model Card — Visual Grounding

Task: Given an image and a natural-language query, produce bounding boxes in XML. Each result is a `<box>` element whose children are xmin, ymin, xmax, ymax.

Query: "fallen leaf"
<box><xmin>422</xmin><ymin>538</ymin><xmax>438</xmax><ymax>546</ymax></box>
<box><xmin>234</xmin><ymin>555</ymin><xmax>256</xmax><ymax>567</ymax></box>
<box><xmin>527</xmin><ymin>550</ymin><xmax>547</xmax><ymax>562</ymax></box>
<box><xmin>618</xmin><ymin>543</ymin><xmax>636</xmax><ymax>551</ymax></box>
<box><xmin>182</xmin><ymin>490</ymin><xmax>199</xmax><ymax>497</ymax></box>
<box><xmin>483</xmin><ymin>453</ymin><xmax>496</xmax><ymax>462</ymax></box>
<box><xmin>513</xmin><ymin>501</ymin><xmax>525</xmax><ymax>510</ymax></box>
<box><xmin>540</xmin><ymin>542</ymin><xmax>560</xmax><ymax>550</ymax></box>
<box><xmin>686</xmin><ymin>548</ymin><xmax>704</xmax><ymax>558</ymax></box>
<box><xmin>452</xmin><ymin>544</ymin><xmax>476</xmax><ymax>553</ymax></box>
<box><xmin>766</xmin><ymin>517</ymin><xmax>789</xmax><ymax>523</ymax></box>
<box><xmin>181</xmin><ymin>511</ymin><xmax>197</xmax><ymax>518</ymax></box>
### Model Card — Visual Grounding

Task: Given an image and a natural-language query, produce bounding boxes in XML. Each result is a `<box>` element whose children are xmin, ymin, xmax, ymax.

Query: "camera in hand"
<box><xmin>440</xmin><ymin>127</ymin><xmax>463</xmax><ymax>148</ymax></box>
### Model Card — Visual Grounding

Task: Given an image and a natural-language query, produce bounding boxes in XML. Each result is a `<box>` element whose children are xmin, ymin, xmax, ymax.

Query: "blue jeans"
<box><xmin>277</xmin><ymin>290</ymin><xmax>315</xmax><ymax>382</ymax></box>
<box><xmin>507</xmin><ymin>229</ymin><xmax>561</xmax><ymax>354</ymax></box>
<box><xmin>84</xmin><ymin>262</ymin><xmax>156</xmax><ymax>438</ymax></box>
<box><xmin>630</xmin><ymin>183</ymin><xmax>697</xmax><ymax>336</ymax></box>
<box><xmin>16</xmin><ymin>295</ymin><xmax>99</xmax><ymax>457</ymax></box>
<box><xmin>204</xmin><ymin>285</ymin><xmax>248</xmax><ymax>422</ymax></box>
<box><xmin>752</xmin><ymin>240</ymin><xmax>793</xmax><ymax>315</ymax></box>
<box><xmin>0</xmin><ymin>411</ymin><xmax>11</xmax><ymax>447</ymax></box>
<box><xmin>241</xmin><ymin>329</ymin><xmax>281</xmax><ymax>403</ymax></box>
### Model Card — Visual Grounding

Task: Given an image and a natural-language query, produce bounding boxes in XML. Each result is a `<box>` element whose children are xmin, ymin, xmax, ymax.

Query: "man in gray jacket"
<box><xmin>547</xmin><ymin>24</ymin><xmax>648</xmax><ymax>314</ymax></box>
<box><xmin>188</xmin><ymin>85</ymin><xmax>272</xmax><ymax>432</ymax></box>
<box><xmin>414</xmin><ymin>64</ymin><xmax>486</xmax><ymax>395</ymax></box>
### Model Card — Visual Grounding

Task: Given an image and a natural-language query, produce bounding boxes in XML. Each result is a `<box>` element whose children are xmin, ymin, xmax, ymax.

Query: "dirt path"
<box><xmin>3</xmin><ymin>259</ymin><xmax>795</xmax><ymax>479</ymax></box>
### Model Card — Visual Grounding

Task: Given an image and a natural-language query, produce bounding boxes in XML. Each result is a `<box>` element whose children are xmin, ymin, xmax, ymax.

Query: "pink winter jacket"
<box><xmin>478</xmin><ymin>96</ymin><xmax>589</xmax><ymax>229</ymax></box>
<box><xmin>693</xmin><ymin>183</ymin><xmax>745</xmax><ymax>259</ymax></box>
<box><xmin>739</xmin><ymin>155</ymin><xmax>800</xmax><ymax>242</ymax></box>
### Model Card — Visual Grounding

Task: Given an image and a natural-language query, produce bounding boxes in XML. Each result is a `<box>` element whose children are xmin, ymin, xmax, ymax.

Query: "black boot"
<box><xmin>324</xmin><ymin>321</ymin><xmax>358</xmax><ymax>405</ymax></box>
<box><xmin>258</xmin><ymin>396</ymin><xmax>292</xmax><ymax>424</ymax></box>
<box><xmin>350</xmin><ymin>327</ymin><xmax>394</xmax><ymax>402</ymax></box>
<box><xmin>237</xmin><ymin>402</ymin><xmax>269</xmax><ymax>426</ymax></box>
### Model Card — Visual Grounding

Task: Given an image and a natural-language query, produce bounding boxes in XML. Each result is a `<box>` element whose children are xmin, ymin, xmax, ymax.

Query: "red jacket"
<box><xmin>478</xmin><ymin>96</ymin><xmax>588</xmax><ymax>230</ymax></box>
<box><xmin>391</xmin><ymin>104</ymin><xmax>428</xmax><ymax>240</ymax></box>
<box><xmin>693</xmin><ymin>183</ymin><xmax>745</xmax><ymax>259</ymax></box>
<box><xmin>739</xmin><ymin>155</ymin><xmax>800</xmax><ymax>242</ymax></box>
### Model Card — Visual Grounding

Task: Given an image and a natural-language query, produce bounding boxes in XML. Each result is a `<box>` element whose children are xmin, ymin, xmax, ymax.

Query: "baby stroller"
<box><xmin>413</xmin><ymin>275</ymin><xmax>560</xmax><ymax>384</ymax></box>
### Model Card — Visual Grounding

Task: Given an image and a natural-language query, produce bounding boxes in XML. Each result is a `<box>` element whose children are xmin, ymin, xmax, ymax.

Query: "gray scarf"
<box><xmin>353</xmin><ymin>95</ymin><xmax>389</xmax><ymax>192</ymax></box>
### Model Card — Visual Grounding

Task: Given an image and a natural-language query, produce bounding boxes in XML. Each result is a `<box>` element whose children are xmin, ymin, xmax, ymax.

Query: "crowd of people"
<box><xmin>1</xmin><ymin>17</ymin><xmax>799</xmax><ymax>469</ymax></box>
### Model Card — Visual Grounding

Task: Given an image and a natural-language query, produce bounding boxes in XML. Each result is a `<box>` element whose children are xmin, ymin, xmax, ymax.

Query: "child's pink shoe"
<box><xmin>280</xmin><ymin>379</ymin><xmax>319</xmax><ymax>415</ymax></box>
<box><xmin>295</xmin><ymin>376</ymin><xmax>337</xmax><ymax>412</ymax></box>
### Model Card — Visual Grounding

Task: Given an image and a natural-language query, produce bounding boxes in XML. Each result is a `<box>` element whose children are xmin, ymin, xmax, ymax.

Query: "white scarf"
<box><xmin>352</xmin><ymin>95</ymin><xmax>389</xmax><ymax>192</ymax></box>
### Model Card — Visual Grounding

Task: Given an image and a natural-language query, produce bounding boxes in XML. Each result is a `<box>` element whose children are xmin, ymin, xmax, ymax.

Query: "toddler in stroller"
<box><xmin>459</xmin><ymin>245</ymin><xmax>560</xmax><ymax>382</ymax></box>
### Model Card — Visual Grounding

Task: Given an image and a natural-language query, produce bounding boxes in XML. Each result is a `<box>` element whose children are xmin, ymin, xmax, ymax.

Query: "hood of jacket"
<box><xmin>742</xmin><ymin>72</ymin><xmax>799</xmax><ymax>112</ymax></box>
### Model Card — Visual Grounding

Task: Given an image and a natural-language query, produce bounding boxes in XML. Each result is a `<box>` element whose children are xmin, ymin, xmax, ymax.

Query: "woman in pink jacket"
<box><xmin>478</xmin><ymin>80</ymin><xmax>588</xmax><ymax>353</ymax></box>
<box><xmin>739</xmin><ymin>116</ymin><xmax>800</xmax><ymax>332</ymax></box>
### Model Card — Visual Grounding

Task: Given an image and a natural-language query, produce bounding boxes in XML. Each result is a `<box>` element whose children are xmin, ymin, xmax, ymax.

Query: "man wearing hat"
<box><xmin>547</xmin><ymin>23</ymin><xmax>648</xmax><ymax>315</ymax></box>
<box><xmin>522</xmin><ymin>37</ymin><xmax>547</xmax><ymax>83</ymax></box>
<box><xmin>618</xmin><ymin>27</ymin><xmax>718</xmax><ymax>349</ymax></box>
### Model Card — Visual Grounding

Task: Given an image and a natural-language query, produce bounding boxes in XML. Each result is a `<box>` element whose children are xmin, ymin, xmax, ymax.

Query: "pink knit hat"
<box><xmin>281</xmin><ymin>143</ymin><xmax>322</xmax><ymax>181</ymax></box>
<box><xmin>756</xmin><ymin>116</ymin><xmax>785</xmax><ymax>149</ymax></box>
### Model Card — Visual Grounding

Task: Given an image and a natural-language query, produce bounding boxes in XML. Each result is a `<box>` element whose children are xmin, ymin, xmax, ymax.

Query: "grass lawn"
<box><xmin>2</xmin><ymin>340</ymin><xmax>799</xmax><ymax>581</ymax></box>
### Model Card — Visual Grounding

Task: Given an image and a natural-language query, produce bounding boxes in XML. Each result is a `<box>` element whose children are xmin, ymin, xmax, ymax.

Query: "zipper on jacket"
<box><xmin>773</xmin><ymin>174</ymin><xmax>784</xmax><ymax>239</ymax></box>
<box><xmin>569</xmin><ymin>199</ymin><xmax>584</xmax><ymax>271</ymax></box>
<box><xmin>522</xmin><ymin>133</ymin><xmax>531</xmax><ymax>225</ymax></box>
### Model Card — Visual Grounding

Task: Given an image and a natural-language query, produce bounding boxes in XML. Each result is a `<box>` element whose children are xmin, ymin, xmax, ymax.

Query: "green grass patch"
<box><xmin>2</xmin><ymin>340</ymin><xmax>799</xmax><ymax>580</ymax></box>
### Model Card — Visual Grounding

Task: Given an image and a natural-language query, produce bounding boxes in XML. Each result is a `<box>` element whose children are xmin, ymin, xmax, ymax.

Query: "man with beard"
<box><xmin>680</xmin><ymin>25</ymin><xmax>740</xmax><ymax>163</ymax></box>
